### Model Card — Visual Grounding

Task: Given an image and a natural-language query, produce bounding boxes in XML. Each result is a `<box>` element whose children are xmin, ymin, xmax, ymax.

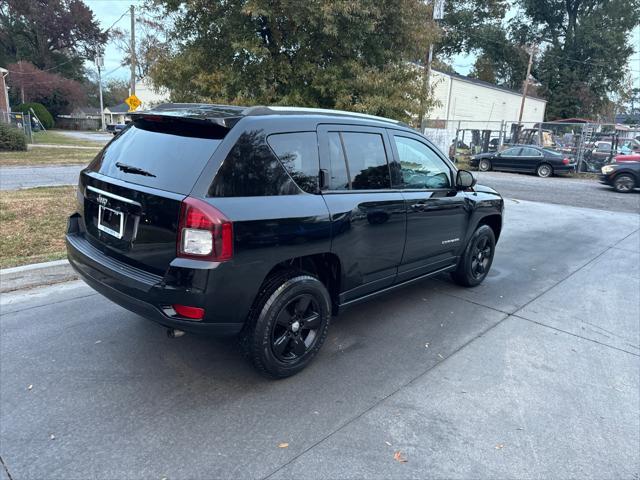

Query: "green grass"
<box><xmin>0</xmin><ymin>186</ymin><xmax>76</xmax><ymax>269</ymax></box>
<box><xmin>32</xmin><ymin>130</ymin><xmax>107</xmax><ymax>147</ymax></box>
<box><xmin>0</xmin><ymin>147</ymin><xmax>98</xmax><ymax>166</ymax></box>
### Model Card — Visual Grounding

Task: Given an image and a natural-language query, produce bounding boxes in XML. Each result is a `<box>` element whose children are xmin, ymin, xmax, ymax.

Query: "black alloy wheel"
<box><xmin>451</xmin><ymin>225</ymin><xmax>496</xmax><ymax>287</ymax></box>
<box><xmin>470</xmin><ymin>235</ymin><xmax>492</xmax><ymax>280</ymax></box>
<box><xmin>271</xmin><ymin>294</ymin><xmax>322</xmax><ymax>362</ymax></box>
<box><xmin>240</xmin><ymin>271</ymin><xmax>331</xmax><ymax>378</ymax></box>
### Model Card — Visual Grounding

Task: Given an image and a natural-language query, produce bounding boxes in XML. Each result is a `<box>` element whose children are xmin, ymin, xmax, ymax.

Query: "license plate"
<box><xmin>97</xmin><ymin>205</ymin><xmax>124</xmax><ymax>239</ymax></box>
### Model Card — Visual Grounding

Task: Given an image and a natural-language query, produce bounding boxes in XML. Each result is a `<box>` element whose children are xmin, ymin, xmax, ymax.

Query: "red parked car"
<box><xmin>614</xmin><ymin>154</ymin><xmax>640</xmax><ymax>163</ymax></box>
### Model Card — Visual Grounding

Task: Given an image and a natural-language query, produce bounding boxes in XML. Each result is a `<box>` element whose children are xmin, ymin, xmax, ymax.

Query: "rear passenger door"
<box><xmin>390</xmin><ymin>132</ymin><xmax>469</xmax><ymax>281</ymax></box>
<box><xmin>318</xmin><ymin>125</ymin><xmax>406</xmax><ymax>302</ymax></box>
<box><xmin>518</xmin><ymin>147</ymin><xmax>544</xmax><ymax>172</ymax></box>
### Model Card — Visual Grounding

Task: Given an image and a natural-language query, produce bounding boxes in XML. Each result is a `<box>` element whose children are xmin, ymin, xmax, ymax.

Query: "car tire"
<box><xmin>478</xmin><ymin>159</ymin><xmax>492</xmax><ymax>172</ymax></box>
<box><xmin>613</xmin><ymin>174</ymin><xmax>635</xmax><ymax>193</ymax></box>
<box><xmin>536</xmin><ymin>163</ymin><xmax>553</xmax><ymax>177</ymax></box>
<box><xmin>240</xmin><ymin>270</ymin><xmax>331</xmax><ymax>379</ymax></box>
<box><xmin>451</xmin><ymin>225</ymin><xmax>496</xmax><ymax>287</ymax></box>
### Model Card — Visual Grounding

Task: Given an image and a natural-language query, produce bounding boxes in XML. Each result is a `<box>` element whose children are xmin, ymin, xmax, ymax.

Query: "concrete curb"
<box><xmin>0</xmin><ymin>259</ymin><xmax>78</xmax><ymax>293</ymax></box>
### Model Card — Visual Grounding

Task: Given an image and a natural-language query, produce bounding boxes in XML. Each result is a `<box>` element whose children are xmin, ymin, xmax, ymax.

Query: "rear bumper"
<box><xmin>66</xmin><ymin>214</ymin><xmax>243</xmax><ymax>336</ymax></box>
<box><xmin>555</xmin><ymin>164</ymin><xmax>576</xmax><ymax>173</ymax></box>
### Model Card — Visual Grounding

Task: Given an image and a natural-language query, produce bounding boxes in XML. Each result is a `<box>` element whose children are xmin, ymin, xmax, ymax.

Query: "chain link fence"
<box><xmin>422</xmin><ymin>119</ymin><xmax>640</xmax><ymax>173</ymax></box>
<box><xmin>0</xmin><ymin>111</ymin><xmax>34</xmax><ymax>143</ymax></box>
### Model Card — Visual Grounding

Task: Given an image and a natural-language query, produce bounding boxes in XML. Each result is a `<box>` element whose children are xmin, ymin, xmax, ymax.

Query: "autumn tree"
<box><xmin>6</xmin><ymin>61</ymin><xmax>86</xmax><ymax>116</ymax></box>
<box><xmin>147</xmin><ymin>0</ymin><xmax>437</xmax><ymax>122</ymax></box>
<box><xmin>0</xmin><ymin>0</ymin><xmax>107</xmax><ymax>80</ymax></box>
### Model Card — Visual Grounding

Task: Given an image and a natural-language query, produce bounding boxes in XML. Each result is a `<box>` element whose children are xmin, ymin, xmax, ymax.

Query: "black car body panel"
<box><xmin>67</xmin><ymin>105</ymin><xmax>504</xmax><ymax>336</ymax></box>
<box><xmin>471</xmin><ymin>145</ymin><xmax>575</xmax><ymax>174</ymax></box>
<box><xmin>599</xmin><ymin>162</ymin><xmax>640</xmax><ymax>189</ymax></box>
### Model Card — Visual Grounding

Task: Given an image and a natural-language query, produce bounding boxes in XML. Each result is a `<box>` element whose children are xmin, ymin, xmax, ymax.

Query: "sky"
<box><xmin>85</xmin><ymin>1</ymin><xmax>640</xmax><ymax>92</ymax></box>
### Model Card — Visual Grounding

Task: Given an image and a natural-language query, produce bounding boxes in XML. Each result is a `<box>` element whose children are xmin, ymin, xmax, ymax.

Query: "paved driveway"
<box><xmin>55</xmin><ymin>130</ymin><xmax>112</xmax><ymax>143</ymax></box>
<box><xmin>1</xmin><ymin>199</ymin><xmax>638</xmax><ymax>479</ymax></box>
<box><xmin>0</xmin><ymin>165</ymin><xmax>83</xmax><ymax>190</ymax></box>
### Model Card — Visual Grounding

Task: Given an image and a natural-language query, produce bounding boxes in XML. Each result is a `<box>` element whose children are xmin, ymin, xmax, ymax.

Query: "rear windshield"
<box><xmin>88</xmin><ymin>118</ymin><xmax>224</xmax><ymax>194</ymax></box>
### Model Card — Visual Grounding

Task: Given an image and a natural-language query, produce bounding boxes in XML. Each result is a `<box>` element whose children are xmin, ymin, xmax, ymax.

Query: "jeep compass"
<box><xmin>66</xmin><ymin>104</ymin><xmax>504</xmax><ymax>378</ymax></box>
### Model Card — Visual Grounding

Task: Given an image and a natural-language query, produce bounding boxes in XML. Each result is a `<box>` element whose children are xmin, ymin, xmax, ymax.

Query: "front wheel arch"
<box><xmin>612</xmin><ymin>173</ymin><xmax>637</xmax><ymax>193</ymax></box>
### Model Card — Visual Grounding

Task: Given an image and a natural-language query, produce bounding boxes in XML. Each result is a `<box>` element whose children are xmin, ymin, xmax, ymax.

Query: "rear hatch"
<box><xmin>78</xmin><ymin>114</ymin><xmax>229</xmax><ymax>275</ymax></box>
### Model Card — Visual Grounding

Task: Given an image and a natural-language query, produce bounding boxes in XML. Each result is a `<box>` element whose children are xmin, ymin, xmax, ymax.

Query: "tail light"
<box><xmin>562</xmin><ymin>158</ymin><xmax>570</xmax><ymax>165</ymax></box>
<box><xmin>172</xmin><ymin>304</ymin><xmax>205</xmax><ymax>320</ymax></box>
<box><xmin>177</xmin><ymin>197</ymin><xmax>233</xmax><ymax>261</ymax></box>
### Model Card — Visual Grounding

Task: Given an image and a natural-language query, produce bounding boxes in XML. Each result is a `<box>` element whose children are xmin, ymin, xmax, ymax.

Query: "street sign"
<box><xmin>125</xmin><ymin>94</ymin><xmax>142</xmax><ymax>111</ymax></box>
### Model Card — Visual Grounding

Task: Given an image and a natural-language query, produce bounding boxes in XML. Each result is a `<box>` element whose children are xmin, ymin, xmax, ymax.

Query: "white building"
<box><xmin>134</xmin><ymin>78</ymin><xmax>170</xmax><ymax>110</ymax></box>
<box><xmin>422</xmin><ymin>69</ymin><xmax>547</xmax><ymax>153</ymax></box>
<box><xmin>428</xmin><ymin>69</ymin><xmax>546</xmax><ymax>125</ymax></box>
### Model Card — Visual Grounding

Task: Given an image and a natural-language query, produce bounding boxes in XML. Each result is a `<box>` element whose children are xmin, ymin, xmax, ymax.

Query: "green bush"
<box><xmin>0</xmin><ymin>123</ymin><xmax>28</xmax><ymax>151</ymax></box>
<box><xmin>15</xmin><ymin>102</ymin><xmax>55</xmax><ymax>129</ymax></box>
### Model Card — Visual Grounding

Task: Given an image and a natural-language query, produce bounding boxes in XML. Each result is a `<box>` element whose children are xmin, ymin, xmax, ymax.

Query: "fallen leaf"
<box><xmin>95</xmin><ymin>340</ymin><xmax>102</xmax><ymax>344</ymax></box>
<box><xmin>27</xmin><ymin>384</ymin><xmax>33</xmax><ymax>391</ymax></box>
<box><xmin>50</xmin><ymin>434</ymin><xmax>56</xmax><ymax>440</ymax></box>
<box><xmin>278</xmin><ymin>443</ymin><xmax>289</xmax><ymax>449</ymax></box>
<box><xmin>385</xmin><ymin>441</ymin><xmax>392</xmax><ymax>446</ymax></box>
<box><xmin>516</xmin><ymin>427</ymin><xmax>524</xmax><ymax>431</ymax></box>
<box><xmin>437</xmin><ymin>354</ymin><xmax>444</xmax><ymax>359</ymax></box>
<box><xmin>393</xmin><ymin>451</ymin><xmax>407</xmax><ymax>463</ymax></box>
<box><xmin>495</xmin><ymin>444</ymin><xmax>504</xmax><ymax>449</ymax></box>
<box><xmin>424</xmin><ymin>343</ymin><xmax>430</xmax><ymax>348</ymax></box>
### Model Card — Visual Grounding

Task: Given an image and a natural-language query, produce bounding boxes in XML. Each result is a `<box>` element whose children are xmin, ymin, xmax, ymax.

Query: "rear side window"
<box><xmin>88</xmin><ymin>119</ymin><xmax>224</xmax><ymax>194</ymax></box>
<box><xmin>328</xmin><ymin>132</ymin><xmax>349</xmax><ymax>190</ymax></box>
<box><xmin>208</xmin><ymin>130</ymin><xmax>298</xmax><ymax>197</ymax></box>
<box><xmin>327</xmin><ymin>131</ymin><xmax>391</xmax><ymax>190</ymax></box>
<box><xmin>520</xmin><ymin>147</ymin><xmax>542</xmax><ymax>156</ymax></box>
<box><xmin>267</xmin><ymin>132</ymin><xmax>319</xmax><ymax>194</ymax></box>
<box><xmin>342</xmin><ymin>132</ymin><xmax>390</xmax><ymax>190</ymax></box>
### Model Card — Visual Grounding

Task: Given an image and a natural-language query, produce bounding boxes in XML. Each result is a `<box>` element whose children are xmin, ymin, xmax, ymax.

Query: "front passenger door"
<box><xmin>495</xmin><ymin>147</ymin><xmax>522</xmax><ymax>171</ymax></box>
<box><xmin>390</xmin><ymin>133</ymin><xmax>470</xmax><ymax>282</ymax></box>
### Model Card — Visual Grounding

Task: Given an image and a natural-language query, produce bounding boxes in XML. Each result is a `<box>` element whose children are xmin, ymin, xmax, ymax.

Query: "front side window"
<box><xmin>267</xmin><ymin>132</ymin><xmax>319</xmax><ymax>194</ymax></box>
<box><xmin>393</xmin><ymin>136</ymin><xmax>450</xmax><ymax>189</ymax></box>
<box><xmin>340</xmin><ymin>132</ymin><xmax>390</xmax><ymax>190</ymax></box>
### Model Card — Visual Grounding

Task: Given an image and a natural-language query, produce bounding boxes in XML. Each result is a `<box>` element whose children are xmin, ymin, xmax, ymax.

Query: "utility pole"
<box><xmin>130</xmin><ymin>4</ymin><xmax>136</xmax><ymax>96</ymax></box>
<box><xmin>19</xmin><ymin>61</ymin><xmax>25</xmax><ymax>104</ymax></box>
<box><xmin>96</xmin><ymin>55</ymin><xmax>105</xmax><ymax>130</ymax></box>
<box><xmin>418</xmin><ymin>0</ymin><xmax>445</xmax><ymax>131</ymax></box>
<box><xmin>518</xmin><ymin>44</ymin><xmax>536</xmax><ymax>125</ymax></box>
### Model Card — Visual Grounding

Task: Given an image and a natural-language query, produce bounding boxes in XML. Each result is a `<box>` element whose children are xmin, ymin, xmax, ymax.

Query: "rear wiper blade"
<box><xmin>115</xmin><ymin>162</ymin><xmax>156</xmax><ymax>177</ymax></box>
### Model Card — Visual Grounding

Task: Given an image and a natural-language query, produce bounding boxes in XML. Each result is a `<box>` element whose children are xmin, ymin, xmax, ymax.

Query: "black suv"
<box><xmin>66</xmin><ymin>104</ymin><xmax>504</xmax><ymax>378</ymax></box>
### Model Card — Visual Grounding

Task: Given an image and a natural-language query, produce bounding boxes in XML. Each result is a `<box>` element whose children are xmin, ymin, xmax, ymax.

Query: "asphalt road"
<box><xmin>1</xmin><ymin>199</ymin><xmax>638</xmax><ymax>479</ymax></box>
<box><xmin>475</xmin><ymin>171</ymin><xmax>640</xmax><ymax>214</ymax></box>
<box><xmin>0</xmin><ymin>165</ymin><xmax>84</xmax><ymax>191</ymax></box>
<box><xmin>55</xmin><ymin>131</ymin><xmax>112</xmax><ymax>143</ymax></box>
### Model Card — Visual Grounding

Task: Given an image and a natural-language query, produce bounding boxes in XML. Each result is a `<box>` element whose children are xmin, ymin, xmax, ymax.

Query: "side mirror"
<box><xmin>456</xmin><ymin>170</ymin><xmax>477</xmax><ymax>190</ymax></box>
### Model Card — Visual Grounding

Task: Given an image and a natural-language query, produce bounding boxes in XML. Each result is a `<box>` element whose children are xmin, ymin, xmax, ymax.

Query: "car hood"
<box><xmin>473</xmin><ymin>183</ymin><xmax>501</xmax><ymax>196</ymax></box>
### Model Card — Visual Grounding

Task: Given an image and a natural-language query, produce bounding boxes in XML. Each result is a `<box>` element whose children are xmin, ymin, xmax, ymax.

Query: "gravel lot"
<box><xmin>475</xmin><ymin>171</ymin><xmax>640</xmax><ymax>214</ymax></box>
<box><xmin>1</xmin><ymin>199</ymin><xmax>638</xmax><ymax>479</ymax></box>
